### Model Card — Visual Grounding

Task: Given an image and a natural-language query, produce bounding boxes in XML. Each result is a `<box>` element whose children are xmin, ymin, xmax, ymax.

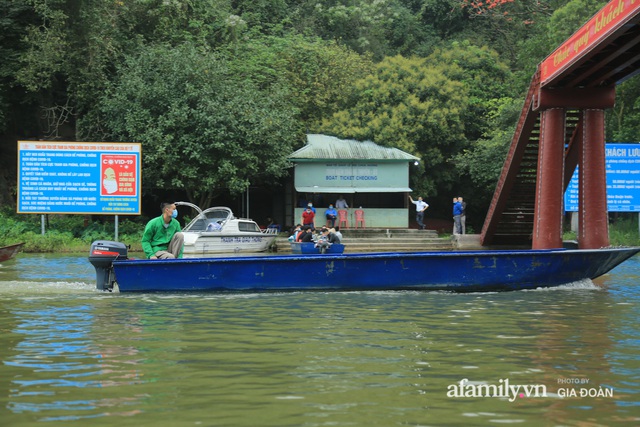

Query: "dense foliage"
<box><xmin>1</xmin><ymin>0</ymin><xmax>636</xmax><ymax>225</ymax></box>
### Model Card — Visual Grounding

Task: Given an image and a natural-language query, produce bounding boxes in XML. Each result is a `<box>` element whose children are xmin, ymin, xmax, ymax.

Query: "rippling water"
<box><xmin>0</xmin><ymin>253</ymin><xmax>639</xmax><ymax>426</ymax></box>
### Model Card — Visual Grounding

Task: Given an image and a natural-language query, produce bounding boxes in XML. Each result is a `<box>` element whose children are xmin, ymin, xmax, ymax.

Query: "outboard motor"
<box><xmin>88</xmin><ymin>240</ymin><xmax>128</xmax><ymax>291</ymax></box>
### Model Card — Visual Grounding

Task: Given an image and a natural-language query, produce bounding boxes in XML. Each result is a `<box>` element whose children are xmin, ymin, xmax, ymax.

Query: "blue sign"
<box><xmin>18</xmin><ymin>141</ymin><xmax>141</xmax><ymax>215</ymax></box>
<box><xmin>565</xmin><ymin>143</ymin><xmax>640</xmax><ymax>212</ymax></box>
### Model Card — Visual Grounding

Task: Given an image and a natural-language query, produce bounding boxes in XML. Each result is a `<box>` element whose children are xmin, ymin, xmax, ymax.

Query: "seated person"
<box><xmin>142</xmin><ymin>202</ymin><xmax>184</xmax><ymax>259</ymax></box>
<box><xmin>288</xmin><ymin>224</ymin><xmax>302</xmax><ymax>242</ymax></box>
<box><xmin>325</xmin><ymin>204</ymin><xmax>338</xmax><ymax>227</ymax></box>
<box><xmin>315</xmin><ymin>228</ymin><xmax>332</xmax><ymax>253</ymax></box>
<box><xmin>296</xmin><ymin>226</ymin><xmax>306</xmax><ymax>242</ymax></box>
<box><xmin>206</xmin><ymin>221</ymin><xmax>222</xmax><ymax>231</ymax></box>
<box><xmin>328</xmin><ymin>228</ymin><xmax>341</xmax><ymax>244</ymax></box>
<box><xmin>299</xmin><ymin>227</ymin><xmax>314</xmax><ymax>243</ymax></box>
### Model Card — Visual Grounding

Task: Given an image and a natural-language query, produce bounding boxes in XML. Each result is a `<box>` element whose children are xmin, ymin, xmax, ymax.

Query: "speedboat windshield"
<box><xmin>184</xmin><ymin>207</ymin><xmax>233</xmax><ymax>232</ymax></box>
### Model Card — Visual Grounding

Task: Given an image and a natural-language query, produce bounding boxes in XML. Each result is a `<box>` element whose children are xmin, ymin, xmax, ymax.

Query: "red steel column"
<box><xmin>579</xmin><ymin>109</ymin><xmax>609</xmax><ymax>248</ymax></box>
<box><xmin>533</xmin><ymin>108</ymin><xmax>565</xmax><ymax>249</ymax></box>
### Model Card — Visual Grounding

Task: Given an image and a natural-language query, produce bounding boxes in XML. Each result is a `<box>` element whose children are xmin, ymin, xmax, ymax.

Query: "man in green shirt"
<box><xmin>141</xmin><ymin>202</ymin><xmax>184</xmax><ymax>259</ymax></box>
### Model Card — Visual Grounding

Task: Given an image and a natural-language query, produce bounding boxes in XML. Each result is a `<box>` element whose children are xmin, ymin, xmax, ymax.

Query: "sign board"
<box><xmin>565</xmin><ymin>143</ymin><xmax>640</xmax><ymax>212</ymax></box>
<box><xmin>294</xmin><ymin>162</ymin><xmax>411</xmax><ymax>193</ymax></box>
<box><xmin>17</xmin><ymin>141</ymin><xmax>141</xmax><ymax>215</ymax></box>
<box><xmin>540</xmin><ymin>0</ymin><xmax>640</xmax><ymax>85</ymax></box>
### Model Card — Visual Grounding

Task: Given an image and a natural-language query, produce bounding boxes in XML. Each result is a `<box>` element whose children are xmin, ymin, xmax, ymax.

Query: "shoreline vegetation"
<box><xmin>2</xmin><ymin>210</ymin><xmax>640</xmax><ymax>253</ymax></box>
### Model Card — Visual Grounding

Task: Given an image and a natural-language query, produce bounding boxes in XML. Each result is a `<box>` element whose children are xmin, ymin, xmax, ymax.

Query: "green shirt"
<box><xmin>141</xmin><ymin>215</ymin><xmax>182</xmax><ymax>259</ymax></box>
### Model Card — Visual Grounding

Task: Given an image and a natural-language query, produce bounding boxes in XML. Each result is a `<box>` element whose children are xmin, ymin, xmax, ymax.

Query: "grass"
<box><xmin>563</xmin><ymin>216</ymin><xmax>640</xmax><ymax>246</ymax></box>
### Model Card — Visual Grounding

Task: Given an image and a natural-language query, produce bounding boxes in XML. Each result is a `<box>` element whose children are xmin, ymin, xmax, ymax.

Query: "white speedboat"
<box><xmin>176</xmin><ymin>202</ymin><xmax>278</xmax><ymax>257</ymax></box>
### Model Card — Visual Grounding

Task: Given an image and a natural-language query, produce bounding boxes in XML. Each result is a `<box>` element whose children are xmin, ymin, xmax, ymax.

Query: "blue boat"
<box><xmin>290</xmin><ymin>242</ymin><xmax>345</xmax><ymax>254</ymax></box>
<box><xmin>88</xmin><ymin>241</ymin><xmax>640</xmax><ymax>293</ymax></box>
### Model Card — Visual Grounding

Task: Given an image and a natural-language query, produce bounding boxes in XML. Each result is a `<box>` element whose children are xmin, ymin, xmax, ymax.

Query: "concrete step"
<box><xmin>273</xmin><ymin>241</ymin><xmax>454</xmax><ymax>253</ymax></box>
<box><xmin>342</xmin><ymin>242</ymin><xmax>454</xmax><ymax>252</ymax></box>
<box><xmin>341</xmin><ymin>235</ymin><xmax>443</xmax><ymax>242</ymax></box>
<box><xmin>340</xmin><ymin>228</ymin><xmax>439</xmax><ymax>238</ymax></box>
<box><xmin>273</xmin><ymin>228</ymin><xmax>454</xmax><ymax>253</ymax></box>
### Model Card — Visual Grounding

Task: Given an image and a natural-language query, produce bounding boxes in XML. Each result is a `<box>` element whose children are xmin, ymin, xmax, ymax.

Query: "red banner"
<box><xmin>540</xmin><ymin>0</ymin><xmax>640</xmax><ymax>85</ymax></box>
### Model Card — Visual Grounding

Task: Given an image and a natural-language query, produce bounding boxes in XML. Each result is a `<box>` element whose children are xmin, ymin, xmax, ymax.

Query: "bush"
<box><xmin>0</xmin><ymin>209</ymin><xmax>145</xmax><ymax>252</ymax></box>
<box><xmin>609</xmin><ymin>216</ymin><xmax>640</xmax><ymax>246</ymax></box>
<box><xmin>20</xmin><ymin>230</ymin><xmax>76</xmax><ymax>252</ymax></box>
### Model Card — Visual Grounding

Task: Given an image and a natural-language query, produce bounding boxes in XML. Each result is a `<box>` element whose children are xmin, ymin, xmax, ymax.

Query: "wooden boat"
<box><xmin>290</xmin><ymin>242</ymin><xmax>345</xmax><ymax>254</ymax></box>
<box><xmin>176</xmin><ymin>202</ymin><xmax>277</xmax><ymax>256</ymax></box>
<box><xmin>0</xmin><ymin>242</ymin><xmax>24</xmax><ymax>262</ymax></box>
<box><xmin>88</xmin><ymin>240</ymin><xmax>640</xmax><ymax>293</ymax></box>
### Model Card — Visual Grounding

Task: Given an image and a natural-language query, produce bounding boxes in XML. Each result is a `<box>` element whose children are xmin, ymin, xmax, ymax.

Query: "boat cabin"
<box><xmin>182</xmin><ymin>207</ymin><xmax>263</xmax><ymax>234</ymax></box>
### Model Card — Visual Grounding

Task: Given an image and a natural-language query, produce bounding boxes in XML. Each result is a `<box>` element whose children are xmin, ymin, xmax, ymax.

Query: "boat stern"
<box><xmin>88</xmin><ymin>240</ymin><xmax>128</xmax><ymax>291</ymax></box>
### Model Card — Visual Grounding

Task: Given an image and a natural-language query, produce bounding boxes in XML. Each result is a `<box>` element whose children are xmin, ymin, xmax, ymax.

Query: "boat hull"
<box><xmin>110</xmin><ymin>247</ymin><xmax>640</xmax><ymax>292</ymax></box>
<box><xmin>0</xmin><ymin>242</ymin><xmax>24</xmax><ymax>262</ymax></box>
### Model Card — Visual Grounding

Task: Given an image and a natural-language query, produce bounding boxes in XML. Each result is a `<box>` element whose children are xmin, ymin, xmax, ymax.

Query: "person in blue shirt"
<box><xmin>325</xmin><ymin>204</ymin><xmax>338</xmax><ymax>227</ymax></box>
<box><xmin>453</xmin><ymin>197</ymin><xmax>463</xmax><ymax>235</ymax></box>
<box><xmin>458</xmin><ymin>197</ymin><xmax>467</xmax><ymax>234</ymax></box>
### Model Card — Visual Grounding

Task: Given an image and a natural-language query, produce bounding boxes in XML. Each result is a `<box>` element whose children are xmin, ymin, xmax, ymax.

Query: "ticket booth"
<box><xmin>288</xmin><ymin>134</ymin><xmax>419</xmax><ymax>228</ymax></box>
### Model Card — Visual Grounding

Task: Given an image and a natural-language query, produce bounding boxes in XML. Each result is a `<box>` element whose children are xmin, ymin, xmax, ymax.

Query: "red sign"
<box><xmin>100</xmin><ymin>154</ymin><xmax>138</xmax><ymax>196</ymax></box>
<box><xmin>540</xmin><ymin>0</ymin><xmax>640</xmax><ymax>85</ymax></box>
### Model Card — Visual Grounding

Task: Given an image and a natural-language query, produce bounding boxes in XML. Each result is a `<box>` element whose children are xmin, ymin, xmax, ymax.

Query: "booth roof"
<box><xmin>288</xmin><ymin>134</ymin><xmax>419</xmax><ymax>162</ymax></box>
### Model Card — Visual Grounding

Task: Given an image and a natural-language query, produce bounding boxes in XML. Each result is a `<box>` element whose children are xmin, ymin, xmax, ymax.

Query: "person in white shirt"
<box><xmin>335</xmin><ymin>195</ymin><xmax>349</xmax><ymax>209</ymax></box>
<box><xmin>408</xmin><ymin>195</ymin><xmax>429</xmax><ymax>230</ymax></box>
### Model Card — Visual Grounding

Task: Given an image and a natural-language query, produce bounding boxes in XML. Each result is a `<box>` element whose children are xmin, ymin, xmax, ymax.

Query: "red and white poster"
<box><xmin>100</xmin><ymin>154</ymin><xmax>138</xmax><ymax>196</ymax></box>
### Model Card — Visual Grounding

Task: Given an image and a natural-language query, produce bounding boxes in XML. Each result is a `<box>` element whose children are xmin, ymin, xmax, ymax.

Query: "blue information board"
<box><xmin>18</xmin><ymin>141</ymin><xmax>142</xmax><ymax>215</ymax></box>
<box><xmin>565</xmin><ymin>143</ymin><xmax>640</xmax><ymax>212</ymax></box>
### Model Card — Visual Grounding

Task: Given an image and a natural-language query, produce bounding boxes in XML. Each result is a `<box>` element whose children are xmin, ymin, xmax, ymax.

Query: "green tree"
<box><xmin>319</xmin><ymin>54</ymin><xmax>468</xmax><ymax>197</ymax></box>
<box><xmin>514</xmin><ymin>0</ymin><xmax>606</xmax><ymax>91</ymax></box>
<box><xmin>305</xmin><ymin>0</ymin><xmax>437</xmax><ymax>59</ymax></box>
<box><xmin>412</xmin><ymin>0</ymin><xmax>468</xmax><ymax>40</ymax></box>
<box><xmin>450</xmin><ymin>0</ymin><xmax>557</xmax><ymax>68</ymax></box>
<box><xmin>99</xmin><ymin>43</ymin><xmax>303</xmax><ymax>207</ymax></box>
<box><xmin>15</xmin><ymin>0</ymin><xmax>238</xmax><ymax>141</ymax></box>
<box><xmin>426</xmin><ymin>40</ymin><xmax>514</xmax><ymax>141</ymax></box>
<box><xmin>219</xmin><ymin>35</ymin><xmax>375</xmax><ymax>127</ymax></box>
<box><xmin>452</xmin><ymin>97</ymin><xmax>520</xmax><ymax>212</ymax></box>
<box><xmin>0</xmin><ymin>0</ymin><xmax>42</xmax><ymax>208</ymax></box>
<box><xmin>547</xmin><ymin>0</ymin><xmax>607</xmax><ymax>46</ymax></box>
<box><xmin>607</xmin><ymin>74</ymin><xmax>640</xmax><ymax>142</ymax></box>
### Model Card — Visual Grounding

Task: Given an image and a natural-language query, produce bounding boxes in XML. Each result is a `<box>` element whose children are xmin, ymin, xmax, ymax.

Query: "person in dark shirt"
<box><xmin>328</xmin><ymin>228</ymin><xmax>341</xmax><ymax>244</ymax></box>
<box><xmin>299</xmin><ymin>226</ymin><xmax>314</xmax><ymax>242</ymax></box>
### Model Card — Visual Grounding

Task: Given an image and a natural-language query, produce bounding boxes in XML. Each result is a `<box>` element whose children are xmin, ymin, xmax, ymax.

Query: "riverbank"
<box><xmin>2</xmin><ymin>209</ymin><xmax>640</xmax><ymax>253</ymax></box>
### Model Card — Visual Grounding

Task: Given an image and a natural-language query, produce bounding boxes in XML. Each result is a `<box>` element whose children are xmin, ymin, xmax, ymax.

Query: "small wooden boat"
<box><xmin>176</xmin><ymin>202</ymin><xmax>277</xmax><ymax>256</ymax></box>
<box><xmin>88</xmin><ymin>240</ymin><xmax>640</xmax><ymax>293</ymax></box>
<box><xmin>0</xmin><ymin>242</ymin><xmax>25</xmax><ymax>262</ymax></box>
<box><xmin>290</xmin><ymin>242</ymin><xmax>345</xmax><ymax>254</ymax></box>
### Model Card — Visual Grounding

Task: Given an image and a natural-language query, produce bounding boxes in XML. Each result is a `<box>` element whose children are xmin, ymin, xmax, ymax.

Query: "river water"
<box><xmin>0</xmin><ymin>253</ymin><xmax>639</xmax><ymax>426</ymax></box>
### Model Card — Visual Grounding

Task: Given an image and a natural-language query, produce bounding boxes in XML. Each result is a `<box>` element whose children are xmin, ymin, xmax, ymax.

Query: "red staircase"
<box><xmin>480</xmin><ymin>73</ymin><xmax>583</xmax><ymax>246</ymax></box>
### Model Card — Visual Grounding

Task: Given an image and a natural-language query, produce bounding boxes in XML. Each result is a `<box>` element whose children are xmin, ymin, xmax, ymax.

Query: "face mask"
<box><xmin>103</xmin><ymin>179</ymin><xmax>117</xmax><ymax>194</ymax></box>
<box><xmin>171</xmin><ymin>208</ymin><xmax>178</xmax><ymax>219</ymax></box>
<box><xmin>329</xmin><ymin>206</ymin><xmax>333</xmax><ymax>209</ymax></box>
